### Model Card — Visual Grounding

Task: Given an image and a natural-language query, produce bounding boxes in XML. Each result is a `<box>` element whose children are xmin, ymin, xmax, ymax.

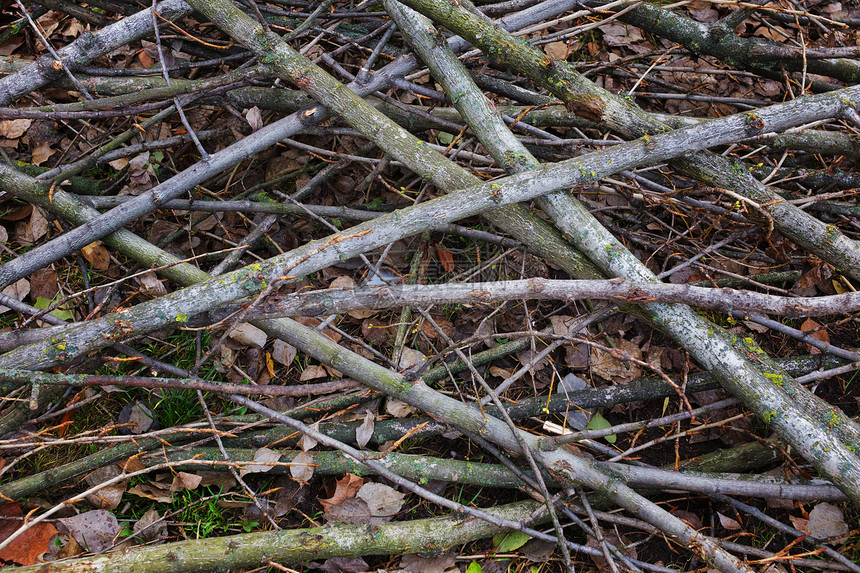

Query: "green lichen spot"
<box><xmin>175</xmin><ymin>313</ymin><xmax>188</xmax><ymax>322</ymax></box>
<box><xmin>742</xmin><ymin>337</ymin><xmax>764</xmax><ymax>354</ymax></box>
<box><xmin>763</xmin><ymin>372</ymin><xmax>783</xmax><ymax>387</ymax></box>
<box><xmin>826</xmin><ymin>409</ymin><xmax>842</xmax><ymax>429</ymax></box>
<box><xmin>823</xmin><ymin>224</ymin><xmax>839</xmax><ymax>246</ymax></box>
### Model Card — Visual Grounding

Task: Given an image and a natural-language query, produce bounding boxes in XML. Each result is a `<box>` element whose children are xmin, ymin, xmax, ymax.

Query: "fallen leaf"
<box><xmin>135</xmin><ymin>271</ymin><xmax>166</xmax><ymax>297</ymax></box>
<box><xmin>807</xmin><ymin>502</ymin><xmax>849</xmax><ymax>541</ymax></box>
<box><xmin>356</xmin><ymin>482</ymin><xmax>405</xmax><ymax>523</ymax></box>
<box><xmin>0</xmin><ymin>503</ymin><xmax>59</xmax><ymax>565</ymax></box>
<box><xmin>85</xmin><ymin>465</ymin><xmax>127</xmax><ymax>510</ymax></box>
<box><xmin>299</xmin><ymin>364</ymin><xmax>327</xmax><ymax>381</ymax></box>
<box><xmin>398</xmin><ymin>347</ymin><xmax>426</xmax><ymax>370</ymax></box>
<box><xmin>322</xmin><ymin>497</ymin><xmax>370</xmax><ymax>525</ymax></box>
<box><xmin>0</xmin><ymin>278</ymin><xmax>30</xmax><ymax>313</ymax></box>
<box><xmin>489</xmin><ymin>366</ymin><xmax>513</xmax><ymax>378</ymax></box>
<box><xmin>400</xmin><ymin>550</ymin><xmax>456</xmax><ymax>573</ymax></box>
<box><xmin>31</xmin><ymin>141</ymin><xmax>54</xmax><ymax>166</ymax></box>
<box><xmin>290</xmin><ymin>450</ymin><xmax>314</xmax><ymax>482</ymax></box>
<box><xmin>586</xmin><ymin>411</ymin><xmax>616</xmax><ymax>443</ymax></box>
<box><xmin>329</xmin><ymin>275</ymin><xmax>356</xmax><ymax>289</ymax></box>
<box><xmin>108</xmin><ymin>157</ymin><xmax>129</xmax><ymax>171</ymax></box>
<box><xmin>170</xmin><ymin>471</ymin><xmax>202</xmax><ymax>492</ymax></box>
<box><xmin>800</xmin><ymin>318</ymin><xmax>829</xmax><ymax>353</ymax></box>
<box><xmin>544</xmin><ymin>41</ymin><xmax>568</xmax><ymax>59</ymax></box>
<box><xmin>239</xmin><ymin>447</ymin><xmax>281</xmax><ymax>477</ymax></box>
<box><xmin>317</xmin><ymin>556</ymin><xmax>368</xmax><ymax>572</ymax></box>
<box><xmin>245</xmin><ymin>106</ymin><xmax>263</xmax><ymax>131</ymax></box>
<box><xmin>229</xmin><ymin>322</ymin><xmax>267</xmax><ymax>349</ymax></box>
<box><xmin>297</xmin><ymin>422</ymin><xmax>319</xmax><ymax>452</ymax></box>
<box><xmin>16</xmin><ymin>207</ymin><xmax>49</xmax><ymax>244</ymax></box>
<box><xmin>265</xmin><ymin>352</ymin><xmax>276</xmax><ymax>377</ymax></box>
<box><xmin>296</xmin><ymin>316</ymin><xmax>341</xmax><ymax>342</ymax></box>
<box><xmin>717</xmin><ymin>512</ymin><xmax>742</xmax><ymax>531</ymax></box>
<box><xmin>788</xmin><ymin>514</ymin><xmax>809</xmax><ymax>535</ymax></box>
<box><xmin>28</xmin><ymin>268</ymin><xmax>58</xmax><ymax>301</ymax></box>
<box><xmin>587</xmin><ymin>531</ymin><xmax>636</xmax><ymax>573</ymax></box>
<box><xmin>590</xmin><ymin>338</ymin><xmax>643</xmax><ymax>383</ymax></box>
<box><xmin>494</xmin><ymin>530</ymin><xmax>531</xmax><ymax>552</ymax></box>
<box><xmin>319</xmin><ymin>474</ymin><xmax>364</xmax><ymax>512</ymax></box>
<box><xmin>62</xmin><ymin>19</ymin><xmax>83</xmax><ymax>38</ymax></box>
<box><xmin>0</xmin><ymin>119</ymin><xmax>32</xmax><ymax>139</ymax></box>
<box><xmin>58</xmin><ymin>510</ymin><xmax>120</xmax><ymax>553</ymax></box>
<box><xmin>138</xmin><ymin>49</ymin><xmax>154</xmax><ymax>68</ymax></box>
<box><xmin>385</xmin><ymin>397</ymin><xmax>413</xmax><ymax>418</ymax></box>
<box><xmin>81</xmin><ymin>241</ymin><xmax>110</xmax><ymax>270</ymax></box>
<box><xmin>520</xmin><ymin>538</ymin><xmax>556</xmax><ymax>562</ymax></box>
<box><xmin>355</xmin><ymin>408</ymin><xmax>375</xmax><ymax>449</ymax></box>
<box><xmin>132</xmin><ymin>508</ymin><xmax>167</xmax><ymax>543</ymax></box>
<box><xmin>436</xmin><ymin>244</ymin><xmax>455</xmax><ymax>272</ymax></box>
<box><xmin>128</xmin><ymin>482</ymin><xmax>172</xmax><ymax>503</ymax></box>
<box><xmin>272</xmin><ymin>340</ymin><xmax>296</xmax><ymax>366</ymax></box>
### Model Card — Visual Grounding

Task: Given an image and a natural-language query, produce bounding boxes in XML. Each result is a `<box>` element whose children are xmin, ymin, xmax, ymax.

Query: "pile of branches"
<box><xmin>0</xmin><ymin>0</ymin><xmax>858</xmax><ymax>571</ymax></box>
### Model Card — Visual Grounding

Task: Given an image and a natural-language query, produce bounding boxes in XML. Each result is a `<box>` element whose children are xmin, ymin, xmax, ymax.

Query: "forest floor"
<box><xmin>0</xmin><ymin>1</ymin><xmax>859</xmax><ymax>572</ymax></box>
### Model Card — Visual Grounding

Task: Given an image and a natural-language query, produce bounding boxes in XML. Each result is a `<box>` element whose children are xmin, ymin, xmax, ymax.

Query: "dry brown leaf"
<box><xmin>229</xmin><ymin>322</ymin><xmax>267</xmax><ymax>349</ymax></box>
<box><xmin>81</xmin><ymin>241</ymin><xmax>111</xmax><ymax>270</ymax></box>
<box><xmin>356</xmin><ymin>482</ymin><xmax>406</xmax><ymax>523</ymax></box>
<box><xmin>800</xmin><ymin>318</ymin><xmax>829</xmax><ymax>354</ymax></box>
<box><xmin>356</xmin><ymin>408</ymin><xmax>375</xmax><ymax>449</ymax></box>
<box><xmin>807</xmin><ymin>502</ymin><xmax>849</xmax><ymax>541</ymax></box>
<box><xmin>272</xmin><ymin>339</ymin><xmax>297</xmax><ymax>366</ymax></box>
<box><xmin>245</xmin><ymin>106</ymin><xmax>263</xmax><ymax>131</ymax></box>
<box><xmin>29</xmin><ymin>268</ymin><xmax>58</xmax><ymax>301</ymax></box>
<box><xmin>400</xmin><ymin>551</ymin><xmax>457</xmax><ymax>573</ymax></box>
<box><xmin>0</xmin><ymin>278</ymin><xmax>30</xmax><ymax>314</ymax></box>
<box><xmin>135</xmin><ymin>271</ymin><xmax>166</xmax><ymax>297</ymax></box>
<box><xmin>57</xmin><ymin>510</ymin><xmax>119</xmax><ymax>554</ymax></box>
<box><xmin>299</xmin><ymin>364</ymin><xmax>327</xmax><ymax>381</ymax></box>
<box><xmin>290</xmin><ymin>450</ymin><xmax>315</xmax><ymax>482</ymax></box>
<box><xmin>108</xmin><ymin>157</ymin><xmax>129</xmax><ymax>171</ymax></box>
<box><xmin>0</xmin><ymin>119</ymin><xmax>32</xmax><ymax>139</ymax></box>
<box><xmin>489</xmin><ymin>365</ymin><xmax>513</xmax><ymax>378</ymax></box>
<box><xmin>16</xmin><ymin>207</ymin><xmax>49</xmax><ymax>244</ymax></box>
<box><xmin>385</xmin><ymin>397</ymin><xmax>413</xmax><ymax>418</ymax></box>
<box><xmin>586</xmin><ymin>531</ymin><xmax>636</xmax><ymax>573</ymax></box>
<box><xmin>31</xmin><ymin>141</ymin><xmax>54</xmax><ymax>166</ymax></box>
<box><xmin>132</xmin><ymin>508</ymin><xmax>167</xmax><ymax>543</ymax></box>
<box><xmin>128</xmin><ymin>482</ymin><xmax>172</xmax><ymax>503</ymax></box>
<box><xmin>717</xmin><ymin>512</ymin><xmax>742</xmax><ymax>531</ymax></box>
<box><xmin>138</xmin><ymin>49</ymin><xmax>155</xmax><ymax>68</ymax></box>
<box><xmin>543</xmin><ymin>41</ymin><xmax>568</xmax><ymax>59</ymax></box>
<box><xmin>170</xmin><ymin>471</ymin><xmax>202</xmax><ymax>492</ymax></box>
<box><xmin>62</xmin><ymin>19</ymin><xmax>84</xmax><ymax>38</ymax></box>
<box><xmin>323</xmin><ymin>497</ymin><xmax>370</xmax><ymax>525</ymax></box>
<box><xmin>85</xmin><ymin>465</ymin><xmax>127</xmax><ymax>510</ymax></box>
<box><xmin>0</xmin><ymin>503</ymin><xmax>59</xmax><ymax>565</ymax></box>
<box><xmin>329</xmin><ymin>275</ymin><xmax>356</xmax><ymax>289</ymax></box>
<box><xmin>590</xmin><ymin>339</ymin><xmax>643</xmax><ymax>383</ymax></box>
<box><xmin>319</xmin><ymin>474</ymin><xmax>364</xmax><ymax>512</ymax></box>
<box><xmin>788</xmin><ymin>514</ymin><xmax>809</xmax><ymax>534</ymax></box>
<box><xmin>239</xmin><ymin>447</ymin><xmax>281</xmax><ymax>477</ymax></box>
